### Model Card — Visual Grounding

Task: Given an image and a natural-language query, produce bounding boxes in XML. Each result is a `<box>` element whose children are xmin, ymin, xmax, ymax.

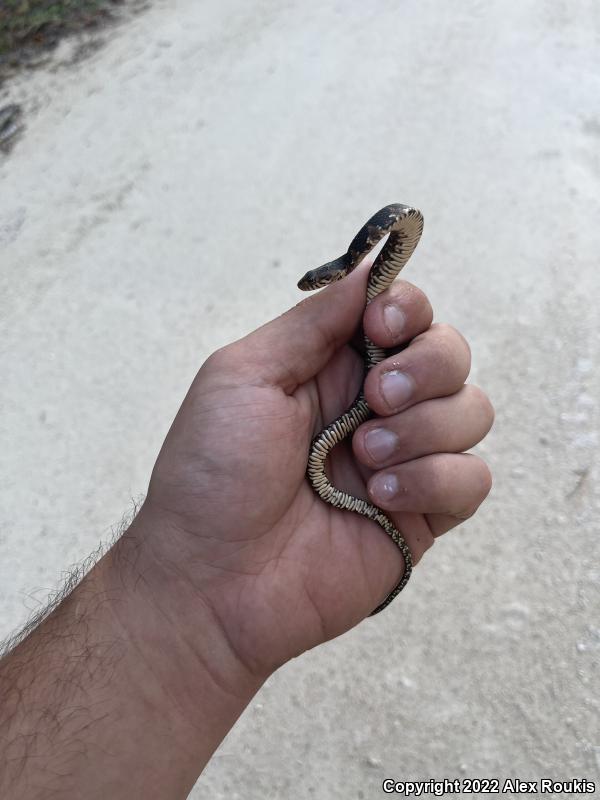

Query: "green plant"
<box><xmin>0</xmin><ymin>0</ymin><xmax>120</xmax><ymax>57</ymax></box>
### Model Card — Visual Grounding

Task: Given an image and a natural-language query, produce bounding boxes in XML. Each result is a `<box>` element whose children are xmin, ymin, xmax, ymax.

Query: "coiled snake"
<box><xmin>297</xmin><ymin>204</ymin><xmax>424</xmax><ymax>614</ymax></box>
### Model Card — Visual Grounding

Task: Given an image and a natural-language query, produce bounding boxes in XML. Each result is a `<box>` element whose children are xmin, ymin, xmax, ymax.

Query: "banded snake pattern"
<box><xmin>297</xmin><ymin>204</ymin><xmax>424</xmax><ymax>614</ymax></box>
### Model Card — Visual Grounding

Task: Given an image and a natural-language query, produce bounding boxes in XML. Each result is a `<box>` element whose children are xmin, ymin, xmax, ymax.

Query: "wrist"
<box><xmin>95</xmin><ymin>505</ymin><xmax>268</xmax><ymax>781</ymax></box>
<box><xmin>105</xmin><ymin>503</ymin><xmax>267</xmax><ymax>692</ymax></box>
<box><xmin>0</xmin><ymin>504</ymin><xmax>265</xmax><ymax>799</ymax></box>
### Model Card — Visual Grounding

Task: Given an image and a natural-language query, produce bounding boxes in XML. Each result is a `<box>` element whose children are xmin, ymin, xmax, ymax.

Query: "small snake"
<box><xmin>298</xmin><ymin>204</ymin><xmax>424</xmax><ymax>614</ymax></box>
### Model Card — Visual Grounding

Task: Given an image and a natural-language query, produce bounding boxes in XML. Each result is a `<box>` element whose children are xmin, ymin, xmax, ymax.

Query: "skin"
<box><xmin>0</xmin><ymin>260</ymin><xmax>493</xmax><ymax>798</ymax></box>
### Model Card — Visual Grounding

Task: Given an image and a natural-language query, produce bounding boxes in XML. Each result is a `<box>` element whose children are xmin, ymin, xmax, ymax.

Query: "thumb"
<box><xmin>234</xmin><ymin>259</ymin><xmax>371</xmax><ymax>392</ymax></box>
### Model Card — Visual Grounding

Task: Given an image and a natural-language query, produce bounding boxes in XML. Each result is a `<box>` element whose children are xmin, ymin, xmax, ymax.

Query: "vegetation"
<box><xmin>0</xmin><ymin>0</ymin><xmax>122</xmax><ymax>60</ymax></box>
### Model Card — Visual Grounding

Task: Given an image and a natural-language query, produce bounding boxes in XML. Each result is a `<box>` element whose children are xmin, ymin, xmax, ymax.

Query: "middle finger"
<box><xmin>363</xmin><ymin>322</ymin><xmax>471</xmax><ymax>416</ymax></box>
<box><xmin>353</xmin><ymin>384</ymin><xmax>494</xmax><ymax>469</ymax></box>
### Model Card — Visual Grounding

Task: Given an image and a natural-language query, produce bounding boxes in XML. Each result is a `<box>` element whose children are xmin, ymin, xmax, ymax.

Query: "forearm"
<box><xmin>0</xmin><ymin>507</ymin><xmax>265</xmax><ymax>799</ymax></box>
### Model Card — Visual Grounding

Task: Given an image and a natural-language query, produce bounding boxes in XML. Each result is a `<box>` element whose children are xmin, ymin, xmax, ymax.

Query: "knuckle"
<box><xmin>464</xmin><ymin>384</ymin><xmax>496</xmax><ymax>425</ymax></box>
<box><xmin>394</xmin><ymin>281</ymin><xmax>433</xmax><ymax>316</ymax></box>
<box><xmin>413</xmin><ymin>325</ymin><xmax>471</xmax><ymax>380</ymax></box>
<box><xmin>478</xmin><ymin>461</ymin><xmax>493</xmax><ymax>498</ymax></box>
<box><xmin>432</xmin><ymin>323</ymin><xmax>471</xmax><ymax>363</ymax></box>
<box><xmin>204</xmin><ymin>347</ymin><xmax>226</xmax><ymax>371</ymax></box>
<box><xmin>430</xmin><ymin>321</ymin><xmax>460</xmax><ymax>342</ymax></box>
<box><xmin>451</xmin><ymin>458</ymin><xmax>492</xmax><ymax>520</ymax></box>
<box><xmin>438</xmin><ymin>454</ymin><xmax>492</xmax><ymax>509</ymax></box>
<box><xmin>469</xmin><ymin>456</ymin><xmax>493</xmax><ymax>500</ymax></box>
<box><xmin>454</xmin><ymin>504</ymin><xmax>478</xmax><ymax>522</ymax></box>
<box><xmin>204</xmin><ymin>345</ymin><xmax>239</xmax><ymax>375</ymax></box>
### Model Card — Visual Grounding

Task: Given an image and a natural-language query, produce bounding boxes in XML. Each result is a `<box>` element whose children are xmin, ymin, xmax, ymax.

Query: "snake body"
<box><xmin>297</xmin><ymin>204</ymin><xmax>424</xmax><ymax>614</ymax></box>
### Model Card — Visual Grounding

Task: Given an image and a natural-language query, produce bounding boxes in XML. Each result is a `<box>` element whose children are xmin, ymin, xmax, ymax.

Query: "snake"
<box><xmin>297</xmin><ymin>203</ymin><xmax>424</xmax><ymax>614</ymax></box>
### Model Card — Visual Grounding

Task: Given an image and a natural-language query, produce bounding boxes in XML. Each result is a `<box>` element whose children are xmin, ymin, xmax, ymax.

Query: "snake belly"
<box><xmin>297</xmin><ymin>204</ymin><xmax>424</xmax><ymax>614</ymax></box>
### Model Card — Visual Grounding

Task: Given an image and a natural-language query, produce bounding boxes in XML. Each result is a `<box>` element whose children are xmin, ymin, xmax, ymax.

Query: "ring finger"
<box><xmin>368</xmin><ymin>452</ymin><xmax>492</xmax><ymax>518</ymax></box>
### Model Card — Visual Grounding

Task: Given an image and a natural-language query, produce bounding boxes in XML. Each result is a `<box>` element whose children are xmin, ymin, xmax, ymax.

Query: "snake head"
<box><xmin>297</xmin><ymin>268</ymin><xmax>322</xmax><ymax>291</ymax></box>
<box><xmin>297</xmin><ymin>255</ymin><xmax>349</xmax><ymax>291</ymax></box>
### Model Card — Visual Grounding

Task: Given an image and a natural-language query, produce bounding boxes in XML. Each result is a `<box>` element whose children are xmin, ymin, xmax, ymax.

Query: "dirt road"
<box><xmin>1</xmin><ymin>1</ymin><xmax>599</xmax><ymax>795</ymax></box>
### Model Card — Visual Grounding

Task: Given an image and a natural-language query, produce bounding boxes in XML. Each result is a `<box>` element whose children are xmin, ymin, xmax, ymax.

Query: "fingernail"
<box><xmin>381</xmin><ymin>370</ymin><xmax>414</xmax><ymax>410</ymax></box>
<box><xmin>370</xmin><ymin>472</ymin><xmax>399</xmax><ymax>503</ymax></box>
<box><xmin>383</xmin><ymin>304</ymin><xmax>406</xmax><ymax>340</ymax></box>
<box><xmin>365</xmin><ymin>428</ymin><xmax>398</xmax><ymax>462</ymax></box>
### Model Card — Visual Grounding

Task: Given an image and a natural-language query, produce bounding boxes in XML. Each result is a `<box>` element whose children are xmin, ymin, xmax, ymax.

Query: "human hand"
<box><xmin>0</xmin><ymin>259</ymin><xmax>493</xmax><ymax>799</ymax></box>
<box><xmin>140</xmin><ymin>260</ymin><xmax>493</xmax><ymax>677</ymax></box>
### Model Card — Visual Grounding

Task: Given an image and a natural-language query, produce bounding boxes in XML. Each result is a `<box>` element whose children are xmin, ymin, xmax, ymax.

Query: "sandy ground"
<box><xmin>1</xmin><ymin>1</ymin><xmax>599</xmax><ymax>797</ymax></box>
